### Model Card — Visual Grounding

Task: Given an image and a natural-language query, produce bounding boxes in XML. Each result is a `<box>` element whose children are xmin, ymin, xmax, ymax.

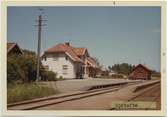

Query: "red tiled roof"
<box><xmin>45</xmin><ymin>44</ymin><xmax>67</xmax><ymax>53</ymax></box>
<box><xmin>72</xmin><ymin>47</ymin><xmax>87</xmax><ymax>56</ymax></box>
<box><xmin>45</xmin><ymin>43</ymin><xmax>83</xmax><ymax>63</ymax></box>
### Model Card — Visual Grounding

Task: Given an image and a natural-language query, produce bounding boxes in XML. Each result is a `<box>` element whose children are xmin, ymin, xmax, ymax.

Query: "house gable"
<box><xmin>42</xmin><ymin>52</ymin><xmax>80</xmax><ymax>78</ymax></box>
<box><xmin>44</xmin><ymin>43</ymin><xmax>83</xmax><ymax>63</ymax></box>
<box><xmin>129</xmin><ymin>64</ymin><xmax>151</xmax><ymax>80</ymax></box>
<box><xmin>7</xmin><ymin>43</ymin><xmax>23</xmax><ymax>55</ymax></box>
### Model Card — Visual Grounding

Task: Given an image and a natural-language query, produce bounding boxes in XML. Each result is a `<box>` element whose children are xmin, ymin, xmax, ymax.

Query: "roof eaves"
<box><xmin>7</xmin><ymin>43</ymin><xmax>23</xmax><ymax>54</ymax></box>
<box><xmin>65</xmin><ymin>52</ymin><xmax>83</xmax><ymax>63</ymax></box>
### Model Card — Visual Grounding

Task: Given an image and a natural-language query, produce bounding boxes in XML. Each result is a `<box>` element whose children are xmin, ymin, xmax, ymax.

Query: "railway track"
<box><xmin>8</xmin><ymin>81</ymin><xmax>143</xmax><ymax>110</ymax></box>
<box><xmin>109</xmin><ymin>81</ymin><xmax>160</xmax><ymax>110</ymax></box>
<box><xmin>129</xmin><ymin>82</ymin><xmax>160</xmax><ymax>110</ymax></box>
<box><xmin>128</xmin><ymin>82</ymin><xmax>160</xmax><ymax>102</ymax></box>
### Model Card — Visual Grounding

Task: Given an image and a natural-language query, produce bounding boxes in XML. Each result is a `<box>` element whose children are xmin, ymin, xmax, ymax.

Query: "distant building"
<box><xmin>100</xmin><ymin>67</ymin><xmax>109</xmax><ymax>76</ymax></box>
<box><xmin>129</xmin><ymin>64</ymin><xmax>151</xmax><ymax>80</ymax></box>
<box><xmin>85</xmin><ymin>57</ymin><xmax>101</xmax><ymax>78</ymax></box>
<box><xmin>7</xmin><ymin>43</ymin><xmax>23</xmax><ymax>55</ymax></box>
<box><xmin>109</xmin><ymin>70</ymin><xmax>117</xmax><ymax>76</ymax></box>
<box><xmin>42</xmin><ymin>42</ymin><xmax>100</xmax><ymax>79</ymax></box>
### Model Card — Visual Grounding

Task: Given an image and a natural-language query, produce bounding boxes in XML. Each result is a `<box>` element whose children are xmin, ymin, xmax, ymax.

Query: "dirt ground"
<box><xmin>40</xmin><ymin>78</ymin><xmax>142</xmax><ymax>93</ymax></box>
<box><xmin>36</xmin><ymin>82</ymin><xmax>160</xmax><ymax>110</ymax></box>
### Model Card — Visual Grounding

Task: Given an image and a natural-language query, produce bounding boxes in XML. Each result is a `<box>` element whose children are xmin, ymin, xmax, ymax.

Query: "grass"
<box><xmin>7</xmin><ymin>82</ymin><xmax>58</xmax><ymax>104</ymax></box>
<box><xmin>151</xmin><ymin>77</ymin><xmax>161</xmax><ymax>80</ymax></box>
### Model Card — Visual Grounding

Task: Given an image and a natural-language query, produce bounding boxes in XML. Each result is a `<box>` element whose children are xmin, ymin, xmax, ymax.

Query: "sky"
<box><xmin>7</xmin><ymin>7</ymin><xmax>161</xmax><ymax>71</ymax></box>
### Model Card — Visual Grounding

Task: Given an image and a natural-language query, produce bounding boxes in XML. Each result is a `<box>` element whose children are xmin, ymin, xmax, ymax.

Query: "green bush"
<box><xmin>7</xmin><ymin>51</ymin><xmax>37</xmax><ymax>83</ymax></box>
<box><xmin>41</xmin><ymin>71</ymin><xmax>57</xmax><ymax>81</ymax></box>
<box><xmin>7</xmin><ymin>54</ymin><xmax>27</xmax><ymax>83</ymax></box>
<box><xmin>7</xmin><ymin>83</ymin><xmax>58</xmax><ymax>103</ymax></box>
<box><xmin>7</xmin><ymin>57</ymin><xmax>25</xmax><ymax>83</ymax></box>
<box><xmin>59</xmin><ymin>76</ymin><xmax>64</xmax><ymax>79</ymax></box>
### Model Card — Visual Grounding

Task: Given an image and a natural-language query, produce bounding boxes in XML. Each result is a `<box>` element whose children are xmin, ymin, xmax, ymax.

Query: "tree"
<box><xmin>111</xmin><ymin>63</ymin><xmax>135</xmax><ymax>75</ymax></box>
<box><xmin>7</xmin><ymin>50</ymin><xmax>37</xmax><ymax>83</ymax></box>
<box><xmin>108</xmin><ymin>66</ymin><xmax>112</xmax><ymax>71</ymax></box>
<box><xmin>7</xmin><ymin>55</ymin><xmax>25</xmax><ymax>83</ymax></box>
<box><xmin>7</xmin><ymin>49</ymin><xmax>57</xmax><ymax>83</ymax></box>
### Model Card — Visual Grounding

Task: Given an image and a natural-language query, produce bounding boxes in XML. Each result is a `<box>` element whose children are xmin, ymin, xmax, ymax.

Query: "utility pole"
<box><xmin>35</xmin><ymin>8</ymin><xmax>46</xmax><ymax>81</ymax></box>
<box><xmin>36</xmin><ymin>15</ymin><xmax>42</xmax><ymax>81</ymax></box>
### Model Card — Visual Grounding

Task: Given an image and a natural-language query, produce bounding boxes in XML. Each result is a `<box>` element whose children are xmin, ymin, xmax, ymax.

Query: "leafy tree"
<box><xmin>108</xmin><ymin>66</ymin><xmax>112</xmax><ymax>71</ymax></box>
<box><xmin>7</xmin><ymin>50</ymin><xmax>37</xmax><ymax>83</ymax></box>
<box><xmin>7</xmin><ymin>55</ymin><xmax>25</xmax><ymax>83</ymax></box>
<box><xmin>22</xmin><ymin>49</ymin><xmax>36</xmax><ymax>55</ymax></box>
<box><xmin>7</xmin><ymin>49</ymin><xmax>58</xmax><ymax>83</ymax></box>
<box><xmin>111</xmin><ymin>63</ymin><xmax>135</xmax><ymax>75</ymax></box>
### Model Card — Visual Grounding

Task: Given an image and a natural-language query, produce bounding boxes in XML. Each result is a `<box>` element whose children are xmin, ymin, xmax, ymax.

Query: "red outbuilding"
<box><xmin>129</xmin><ymin>64</ymin><xmax>151</xmax><ymax>80</ymax></box>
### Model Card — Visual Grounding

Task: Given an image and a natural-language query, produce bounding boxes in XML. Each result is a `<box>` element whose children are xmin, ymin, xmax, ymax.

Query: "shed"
<box><xmin>129</xmin><ymin>64</ymin><xmax>151</xmax><ymax>80</ymax></box>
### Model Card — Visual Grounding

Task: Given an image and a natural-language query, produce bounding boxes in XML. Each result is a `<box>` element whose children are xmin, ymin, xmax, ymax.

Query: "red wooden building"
<box><xmin>129</xmin><ymin>64</ymin><xmax>151</xmax><ymax>80</ymax></box>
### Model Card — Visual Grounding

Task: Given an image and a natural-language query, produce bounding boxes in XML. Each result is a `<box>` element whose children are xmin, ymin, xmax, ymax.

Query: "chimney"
<box><xmin>65</xmin><ymin>42</ymin><xmax>70</xmax><ymax>46</ymax></box>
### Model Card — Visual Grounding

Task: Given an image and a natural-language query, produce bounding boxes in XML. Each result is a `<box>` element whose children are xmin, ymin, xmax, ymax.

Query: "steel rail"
<box><xmin>8</xmin><ymin>81</ymin><xmax>142</xmax><ymax>110</ymax></box>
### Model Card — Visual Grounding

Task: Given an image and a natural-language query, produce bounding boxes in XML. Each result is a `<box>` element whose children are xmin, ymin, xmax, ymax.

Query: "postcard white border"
<box><xmin>1</xmin><ymin>0</ymin><xmax>166</xmax><ymax>116</ymax></box>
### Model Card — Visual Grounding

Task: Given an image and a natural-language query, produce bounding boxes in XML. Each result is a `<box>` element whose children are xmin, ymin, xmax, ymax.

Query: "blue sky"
<box><xmin>7</xmin><ymin>7</ymin><xmax>161</xmax><ymax>71</ymax></box>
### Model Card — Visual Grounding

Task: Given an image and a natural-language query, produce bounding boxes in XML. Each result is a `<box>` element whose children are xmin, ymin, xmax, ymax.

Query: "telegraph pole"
<box><xmin>36</xmin><ymin>15</ymin><xmax>42</xmax><ymax>81</ymax></box>
<box><xmin>36</xmin><ymin>8</ymin><xmax>46</xmax><ymax>81</ymax></box>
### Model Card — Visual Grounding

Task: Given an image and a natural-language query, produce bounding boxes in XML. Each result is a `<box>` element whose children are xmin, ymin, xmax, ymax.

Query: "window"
<box><xmin>62</xmin><ymin>65</ymin><xmax>68</xmax><ymax>75</ymax></box>
<box><xmin>63</xmin><ymin>72</ymin><xmax>68</xmax><ymax>75</ymax></box>
<box><xmin>53</xmin><ymin>57</ymin><xmax>58</xmax><ymax>61</ymax></box>
<box><xmin>63</xmin><ymin>65</ymin><xmax>68</xmax><ymax>70</ymax></box>
<box><xmin>65</xmin><ymin>56</ymin><xmax>68</xmax><ymax>60</ymax></box>
<box><xmin>44</xmin><ymin>57</ymin><xmax>47</xmax><ymax>61</ymax></box>
<box><xmin>44</xmin><ymin>65</ymin><xmax>49</xmax><ymax>70</ymax></box>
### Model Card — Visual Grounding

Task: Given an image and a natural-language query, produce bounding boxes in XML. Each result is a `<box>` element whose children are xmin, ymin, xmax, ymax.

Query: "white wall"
<box><xmin>42</xmin><ymin>53</ymin><xmax>77</xmax><ymax>79</ymax></box>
